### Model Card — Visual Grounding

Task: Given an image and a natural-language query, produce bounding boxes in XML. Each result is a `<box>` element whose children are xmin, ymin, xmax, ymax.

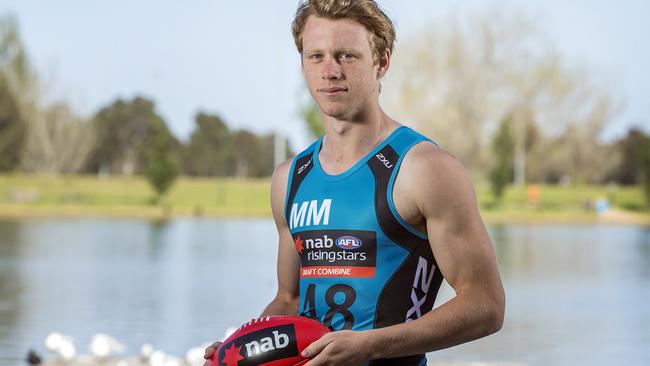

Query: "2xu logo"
<box><xmin>405</xmin><ymin>256</ymin><xmax>436</xmax><ymax>322</ymax></box>
<box><xmin>297</xmin><ymin>158</ymin><xmax>312</xmax><ymax>175</ymax></box>
<box><xmin>375</xmin><ymin>152</ymin><xmax>393</xmax><ymax>169</ymax></box>
<box><xmin>218</xmin><ymin>324</ymin><xmax>298</xmax><ymax>366</ymax></box>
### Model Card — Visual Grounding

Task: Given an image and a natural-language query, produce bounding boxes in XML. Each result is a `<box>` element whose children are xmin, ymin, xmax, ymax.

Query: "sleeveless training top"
<box><xmin>284</xmin><ymin>126</ymin><xmax>445</xmax><ymax>366</ymax></box>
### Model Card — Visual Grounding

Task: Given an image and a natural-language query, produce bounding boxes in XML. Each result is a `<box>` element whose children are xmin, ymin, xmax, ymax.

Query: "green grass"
<box><xmin>0</xmin><ymin>174</ymin><xmax>647</xmax><ymax>224</ymax></box>
<box><xmin>0</xmin><ymin>174</ymin><xmax>271</xmax><ymax>217</ymax></box>
<box><xmin>476</xmin><ymin>183</ymin><xmax>645</xmax><ymax>211</ymax></box>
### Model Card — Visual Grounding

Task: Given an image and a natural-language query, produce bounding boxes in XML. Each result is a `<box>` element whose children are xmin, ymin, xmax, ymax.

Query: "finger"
<box><xmin>204</xmin><ymin>341</ymin><xmax>222</xmax><ymax>359</ymax></box>
<box><xmin>301</xmin><ymin>334</ymin><xmax>333</xmax><ymax>359</ymax></box>
<box><xmin>303</xmin><ymin>352</ymin><xmax>328</xmax><ymax>366</ymax></box>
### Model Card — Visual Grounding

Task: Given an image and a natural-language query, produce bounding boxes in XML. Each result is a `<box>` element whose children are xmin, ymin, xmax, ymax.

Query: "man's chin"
<box><xmin>321</xmin><ymin>106</ymin><xmax>349</xmax><ymax>120</ymax></box>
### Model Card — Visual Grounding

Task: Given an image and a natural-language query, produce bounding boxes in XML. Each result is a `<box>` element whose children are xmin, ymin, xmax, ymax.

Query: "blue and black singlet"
<box><xmin>284</xmin><ymin>126</ymin><xmax>445</xmax><ymax>366</ymax></box>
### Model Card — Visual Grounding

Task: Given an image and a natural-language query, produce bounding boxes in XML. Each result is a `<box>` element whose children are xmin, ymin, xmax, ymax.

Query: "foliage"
<box><xmin>143</xmin><ymin>124</ymin><xmax>179</xmax><ymax>203</ymax></box>
<box><xmin>0</xmin><ymin>74</ymin><xmax>25</xmax><ymax>171</ymax></box>
<box><xmin>489</xmin><ymin>118</ymin><xmax>515</xmax><ymax>204</ymax></box>
<box><xmin>184</xmin><ymin>112</ymin><xmax>233</xmax><ymax>176</ymax></box>
<box><xmin>21</xmin><ymin>102</ymin><xmax>96</xmax><ymax>173</ymax></box>
<box><xmin>640</xmin><ymin>134</ymin><xmax>650</xmax><ymax>207</ymax></box>
<box><xmin>300</xmin><ymin>99</ymin><xmax>324</xmax><ymax>139</ymax></box>
<box><xmin>615</xmin><ymin>128</ymin><xmax>647</xmax><ymax>185</ymax></box>
<box><xmin>384</xmin><ymin>8</ymin><xmax>616</xmax><ymax>183</ymax></box>
<box><xmin>87</xmin><ymin>96</ymin><xmax>180</xmax><ymax>175</ymax></box>
<box><xmin>231</xmin><ymin>129</ymin><xmax>265</xmax><ymax>177</ymax></box>
<box><xmin>0</xmin><ymin>15</ymin><xmax>30</xmax><ymax>172</ymax></box>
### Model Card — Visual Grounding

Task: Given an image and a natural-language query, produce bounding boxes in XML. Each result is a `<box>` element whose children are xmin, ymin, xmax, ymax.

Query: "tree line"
<box><xmin>2</xmin><ymin>12</ymin><xmax>649</xmax><ymax>206</ymax></box>
<box><xmin>379</xmin><ymin>9</ymin><xmax>650</xmax><ymax>206</ymax></box>
<box><xmin>0</xmin><ymin>15</ymin><xmax>290</xmax><ymax>184</ymax></box>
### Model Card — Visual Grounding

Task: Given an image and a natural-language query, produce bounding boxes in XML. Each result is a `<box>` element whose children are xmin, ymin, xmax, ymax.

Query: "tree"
<box><xmin>489</xmin><ymin>118</ymin><xmax>515</xmax><ymax>205</ymax></box>
<box><xmin>641</xmin><ymin>135</ymin><xmax>650</xmax><ymax>208</ymax></box>
<box><xmin>258</xmin><ymin>132</ymin><xmax>294</xmax><ymax>177</ymax></box>
<box><xmin>615</xmin><ymin>128</ymin><xmax>647</xmax><ymax>185</ymax></box>
<box><xmin>87</xmin><ymin>96</ymin><xmax>180</xmax><ymax>175</ymax></box>
<box><xmin>1</xmin><ymin>15</ymin><xmax>97</xmax><ymax>174</ymax></box>
<box><xmin>21</xmin><ymin>102</ymin><xmax>95</xmax><ymax>173</ymax></box>
<box><xmin>0</xmin><ymin>74</ymin><xmax>25</xmax><ymax>171</ymax></box>
<box><xmin>184</xmin><ymin>112</ymin><xmax>233</xmax><ymax>176</ymax></box>
<box><xmin>300</xmin><ymin>99</ymin><xmax>324</xmax><ymax>139</ymax></box>
<box><xmin>382</xmin><ymin>8</ymin><xmax>616</xmax><ymax>182</ymax></box>
<box><xmin>144</xmin><ymin>124</ymin><xmax>179</xmax><ymax>203</ymax></box>
<box><xmin>0</xmin><ymin>15</ymin><xmax>32</xmax><ymax>172</ymax></box>
<box><xmin>232</xmin><ymin>129</ymin><xmax>263</xmax><ymax>177</ymax></box>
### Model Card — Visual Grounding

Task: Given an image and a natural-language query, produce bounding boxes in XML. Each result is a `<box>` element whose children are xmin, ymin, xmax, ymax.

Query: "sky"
<box><xmin>1</xmin><ymin>0</ymin><xmax>649</xmax><ymax>150</ymax></box>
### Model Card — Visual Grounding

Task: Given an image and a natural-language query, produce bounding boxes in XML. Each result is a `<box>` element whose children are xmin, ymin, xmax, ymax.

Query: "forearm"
<box><xmin>260</xmin><ymin>294</ymin><xmax>299</xmax><ymax>317</ymax></box>
<box><xmin>365</xmin><ymin>289</ymin><xmax>504</xmax><ymax>359</ymax></box>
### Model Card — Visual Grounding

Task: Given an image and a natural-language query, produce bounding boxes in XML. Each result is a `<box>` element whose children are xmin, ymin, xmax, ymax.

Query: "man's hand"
<box><xmin>202</xmin><ymin>340</ymin><xmax>221</xmax><ymax>366</ymax></box>
<box><xmin>303</xmin><ymin>330</ymin><xmax>373</xmax><ymax>366</ymax></box>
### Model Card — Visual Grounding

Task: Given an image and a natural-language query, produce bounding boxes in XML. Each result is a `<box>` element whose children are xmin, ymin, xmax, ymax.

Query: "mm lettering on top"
<box><xmin>290</xmin><ymin>199</ymin><xmax>332</xmax><ymax>230</ymax></box>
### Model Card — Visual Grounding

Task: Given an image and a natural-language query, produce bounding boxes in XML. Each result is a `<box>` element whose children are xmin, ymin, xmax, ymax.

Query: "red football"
<box><xmin>212</xmin><ymin>316</ymin><xmax>331</xmax><ymax>366</ymax></box>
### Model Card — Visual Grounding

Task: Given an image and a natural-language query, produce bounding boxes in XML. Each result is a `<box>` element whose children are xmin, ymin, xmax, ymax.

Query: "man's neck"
<box><xmin>318</xmin><ymin>106</ymin><xmax>400</xmax><ymax>174</ymax></box>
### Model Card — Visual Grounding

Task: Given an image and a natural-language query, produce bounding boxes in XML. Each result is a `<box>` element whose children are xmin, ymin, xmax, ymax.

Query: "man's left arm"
<box><xmin>303</xmin><ymin>145</ymin><xmax>505</xmax><ymax>365</ymax></box>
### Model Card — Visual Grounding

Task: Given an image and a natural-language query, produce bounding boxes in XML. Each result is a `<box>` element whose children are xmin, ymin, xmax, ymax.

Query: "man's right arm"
<box><xmin>260</xmin><ymin>159</ymin><xmax>301</xmax><ymax>316</ymax></box>
<box><xmin>204</xmin><ymin>160</ymin><xmax>300</xmax><ymax>364</ymax></box>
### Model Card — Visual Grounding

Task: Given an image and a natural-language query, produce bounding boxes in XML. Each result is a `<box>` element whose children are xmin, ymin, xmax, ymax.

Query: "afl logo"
<box><xmin>336</xmin><ymin>236</ymin><xmax>363</xmax><ymax>250</ymax></box>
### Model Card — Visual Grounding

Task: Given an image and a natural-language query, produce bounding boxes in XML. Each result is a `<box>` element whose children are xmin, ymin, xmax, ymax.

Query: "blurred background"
<box><xmin>0</xmin><ymin>1</ymin><xmax>648</xmax><ymax>366</ymax></box>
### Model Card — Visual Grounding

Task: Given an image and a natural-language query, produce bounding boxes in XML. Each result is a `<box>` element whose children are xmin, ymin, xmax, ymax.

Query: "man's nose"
<box><xmin>322</xmin><ymin>57</ymin><xmax>343</xmax><ymax>80</ymax></box>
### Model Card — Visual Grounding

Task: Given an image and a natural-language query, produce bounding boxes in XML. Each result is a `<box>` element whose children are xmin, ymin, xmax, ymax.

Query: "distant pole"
<box><xmin>514</xmin><ymin>142</ymin><xmax>526</xmax><ymax>187</ymax></box>
<box><xmin>274</xmin><ymin>131</ymin><xmax>286</xmax><ymax>167</ymax></box>
<box><xmin>513</xmin><ymin>107</ymin><xmax>526</xmax><ymax>187</ymax></box>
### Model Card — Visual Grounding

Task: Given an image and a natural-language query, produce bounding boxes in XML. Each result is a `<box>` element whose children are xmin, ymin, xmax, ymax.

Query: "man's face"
<box><xmin>300</xmin><ymin>16</ymin><xmax>386</xmax><ymax>121</ymax></box>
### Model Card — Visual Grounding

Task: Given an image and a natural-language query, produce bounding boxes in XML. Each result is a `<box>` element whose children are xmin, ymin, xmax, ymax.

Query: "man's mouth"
<box><xmin>318</xmin><ymin>87</ymin><xmax>349</xmax><ymax>96</ymax></box>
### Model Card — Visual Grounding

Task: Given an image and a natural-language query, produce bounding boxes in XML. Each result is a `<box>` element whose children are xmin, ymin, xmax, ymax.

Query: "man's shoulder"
<box><xmin>397</xmin><ymin>139</ymin><xmax>474</xmax><ymax>210</ymax></box>
<box><xmin>295</xmin><ymin>138</ymin><xmax>321</xmax><ymax>160</ymax></box>
<box><xmin>273</xmin><ymin>137</ymin><xmax>321</xmax><ymax>182</ymax></box>
<box><xmin>401</xmin><ymin>139</ymin><xmax>464</xmax><ymax>176</ymax></box>
<box><xmin>272</xmin><ymin>159</ymin><xmax>293</xmax><ymax>182</ymax></box>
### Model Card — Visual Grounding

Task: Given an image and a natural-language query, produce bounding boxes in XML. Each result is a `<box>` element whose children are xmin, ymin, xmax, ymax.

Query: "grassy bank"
<box><xmin>0</xmin><ymin>174</ymin><xmax>648</xmax><ymax>225</ymax></box>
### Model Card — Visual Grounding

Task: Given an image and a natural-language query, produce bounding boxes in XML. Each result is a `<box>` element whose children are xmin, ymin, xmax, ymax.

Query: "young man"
<box><xmin>205</xmin><ymin>1</ymin><xmax>505</xmax><ymax>365</ymax></box>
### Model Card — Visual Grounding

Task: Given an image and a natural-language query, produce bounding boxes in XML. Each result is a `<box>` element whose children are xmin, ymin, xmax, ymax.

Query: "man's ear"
<box><xmin>377</xmin><ymin>48</ymin><xmax>391</xmax><ymax>79</ymax></box>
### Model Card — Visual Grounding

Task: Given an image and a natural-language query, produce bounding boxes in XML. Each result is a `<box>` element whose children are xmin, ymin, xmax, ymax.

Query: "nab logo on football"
<box><xmin>335</xmin><ymin>236</ymin><xmax>362</xmax><ymax>250</ymax></box>
<box><xmin>244</xmin><ymin>330</ymin><xmax>289</xmax><ymax>358</ymax></box>
<box><xmin>218</xmin><ymin>324</ymin><xmax>299</xmax><ymax>366</ymax></box>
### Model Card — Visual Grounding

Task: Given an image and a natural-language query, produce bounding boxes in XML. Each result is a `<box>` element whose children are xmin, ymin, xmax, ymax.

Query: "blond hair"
<box><xmin>291</xmin><ymin>0</ymin><xmax>396</xmax><ymax>64</ymax></box>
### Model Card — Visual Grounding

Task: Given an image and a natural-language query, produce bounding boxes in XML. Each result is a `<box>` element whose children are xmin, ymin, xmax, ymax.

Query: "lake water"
<box><xmin>0</xmin><ymin>219</ymin><xmax>648</xmax><ymax>366</ymax></box>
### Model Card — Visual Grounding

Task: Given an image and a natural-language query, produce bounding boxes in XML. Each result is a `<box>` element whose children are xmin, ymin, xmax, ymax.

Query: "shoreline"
<box><xmin>2</xmin><ymin>175</ymin><xmax>648</xmax><ymax>225</ymax></box>
<box><xmin>1</xmin><ymin>206</ymin><xmax>648</xmax><ymax>226</ymax></box>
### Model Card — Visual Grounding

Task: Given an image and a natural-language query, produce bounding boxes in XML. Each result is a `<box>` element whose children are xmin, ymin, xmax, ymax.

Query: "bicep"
<box><xmin>270</xmin><ymin>161</ymin><xmax>301</xmax><ymax>303</ymax></box>
<box><xmin>275</xmin><ymin>222</ymin><xmax>301</xmax><ymax>302</ymax></box>
<box><xmin>418</xmin><ymin>153</ymin><xmax>501</xmax><ymax>295</ymax></box>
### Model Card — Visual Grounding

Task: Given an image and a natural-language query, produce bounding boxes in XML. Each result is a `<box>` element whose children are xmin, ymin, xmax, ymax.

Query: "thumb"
<box><xmin>301</xmin><ymin>334</ymin><xmax>333</xmax><ymax>358</ymax></box>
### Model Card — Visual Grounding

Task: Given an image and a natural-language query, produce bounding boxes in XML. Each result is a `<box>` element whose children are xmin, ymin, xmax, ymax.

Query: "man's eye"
<box><xmin>340</xmin><ymin>53</ymin><xmax>354</xmax><ymax>60</ymax></box>
<box><xmin>310</xmin><ymin>54</ymin><xmax>322</xmax><ymax>60</ymax></box>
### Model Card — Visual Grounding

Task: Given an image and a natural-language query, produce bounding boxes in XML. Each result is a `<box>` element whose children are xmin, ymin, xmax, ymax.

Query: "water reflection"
<box><xmin>431</xmin><ymin>224</ymin><xmax>650</xmax><ymax>365</ymax></box>
<box><xmin>0</xmin><ymin>219</ymin><xmax>648</xmax><ymax>366</ymax></box>
<box><xmin>0</xmin><ymin>220</ymin><xmax>25</xmax><ymax>364</ymax></box>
